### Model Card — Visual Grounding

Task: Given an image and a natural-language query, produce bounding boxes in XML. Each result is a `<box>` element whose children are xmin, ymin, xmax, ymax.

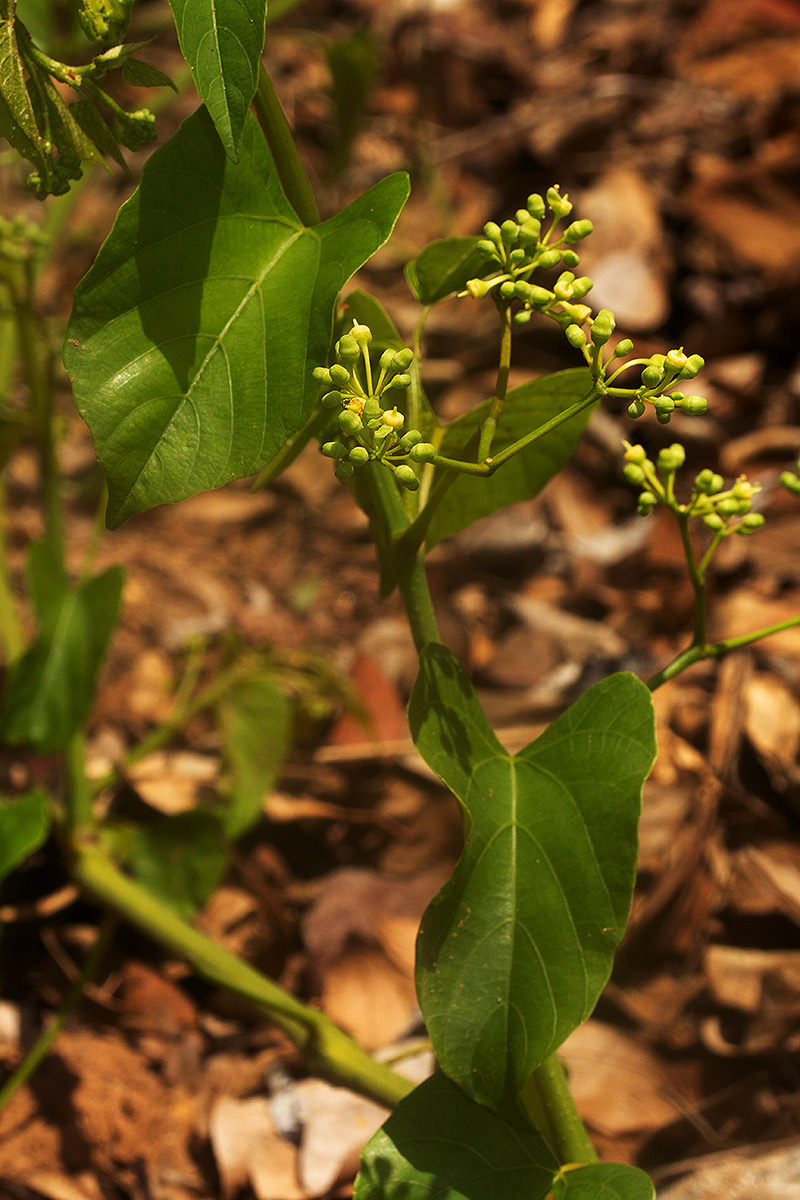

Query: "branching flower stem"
<box><xmin>477</xmin><ymin>300</ymin><xmax>513</xmax><ymax>461</ymax></box>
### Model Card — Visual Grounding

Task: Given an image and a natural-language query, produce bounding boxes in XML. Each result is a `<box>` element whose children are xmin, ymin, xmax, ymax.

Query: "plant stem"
<box><xmin>70</xmin><ymin>841</ymin><xmax>413</xmax><ymax>1107</ymax></box>
<box><xmin>520</xmin><ymin>1055</ymin><xmax>598</xmax><ymax>1165</ymax></box>
<box><xmin>65</xmin><ymin>734</ymin><xmax>96</xmax><ymax>837</ymax></box>
<box><xmin>477</xmin><ymin>301</ymin><xmax>513</xmax><ymax>461</ymax></box>
<box><xmin>0</xmin><ymin>915</ymin><xmax>115</xmax><ymax>1114</ymax></box>
<box><xmin>676</xmin><ymin>513</ymin><xmax>706</xmax><ymax>646</ymax></box>
<box><xmin>252</xmin><ymin>61</ymin><xmax>320</xmax><ymax>226</ymax></box>
<box><xmin>0</xmin><ymin>479</ymin><xmax>25</xmax><ymax>662</ymax></box>
<box><xmin>647</xmin><ymin>612</ymin><xmax>800</xmax><ymax>690</ymax></box>
<box><xmin>250</xmin><ymin>405</ymin><xmax>331</xmax><ymax>491</ymax></box>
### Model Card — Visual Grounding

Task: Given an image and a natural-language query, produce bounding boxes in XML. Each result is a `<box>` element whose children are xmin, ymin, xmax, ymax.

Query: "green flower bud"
<box><xmin>514</xmin><ymin>281</ymin><xmax>533</xmax><ymax>302</ymax></box>
<box><xmin>385</xmin><ymin>373</ymin><xmax>412</xmax><ymax>391</ymax></box>
<box><xmin>678</xmin><ymin>395</ymin><xmax>707</xmax><ymax>415</ymax></box>
<box><xmin>570</xmin><ymin>276</ymin><xmax>593</xmax><ymax>300</ymax></box>
<box><xmin>554</xmin><ymin>280</ymin><xmax>574</xmax><ymax>301</ymax></box>
<box><xmin>79</xmin><ymin>0</ymin><xmax>132</xmax><ymax>47</ymax></box>
<box><xmin>363</xmin><ymin>397</ymin><xmax>381</xmax><ymax>419</ymax></box>
<box><xmin>398</xmin><ymin>429</ymin><xmax>423</xmax><ymax>451</ymax></box>
<box><xmin>336</xmin><ymin>334</ymin><xmax>360</xmax><ymax>362</ymax></box>
<box><xmin>349</xmin><ymin>446</ymin><xmax>370</xmax><ymax>464</ymax></box>
<box><xmin>527</xmin><ymin>194</ymin><xmax>546</xmax><ymax>220</ymax></box>
<box><xmin>565</xmin><ymin>324</ymin><xmax>586</xmax><ymax>348</ymax></box>
<box><xmin>517</xmin><ymin>225</ymin><xmax>540</xmax><ymax>247</ymax></box>
<box><xmin>409</xmin><ymin>441</ymin><xmax>437</xmax><ymax>463</ymax></box>
<box><xmin>466</xmin><ymin>278</ymin><xmax>490</xmax><ymax>298</ymax></box>
<box><xmin>591</xmin><ymin>309</ymin><xmax>615</xmax><ymax>345</ymax></box>
<box><xmin>695</xmin><ymin>469</ymin><xmax>723</xmax><ymax>495</ymax></box>
<box><xmin>338</xmin><ymin>409</ymin><xmax>362</xmax><ymax>435</ymax></box>
<box><xmin>680</xmin><ymin>354</ymin><xmax>705</xmax><ymax>379</ymax></box>
<box><xmin>351</xmin><ymin>323</ymin><xmax>372</xmax><ymax>347</ymax></box>
<box><xmin>529</xmin><ymin>285</ymin><xmax>554</xmax><ymax>309</ymax></box>
<box><xmin>329</xmin><ymin>364</ymin><xmax>350</xmax><ymax>387</ymax></box>
<box><xmin>313</xmin><ymin>366</ymin><xmax>332</xmax><ymax>385</ymax></box>
<box><xmin>654</xmin><ymin>397</ymin><xmax>675</xmax><ymax>415</ymax></box>
<box><xmin>665</xmin><ymin>348</ymin><xmax>688</xmax><ymax>371</ymax></box>
<box><xmin>500</xmin><ymin>280</ymin><xmax>516</xmax><ymax>299</ymax></box>
<box><xmin>732</xmin><ymin>478</ymin><xmax>755</xmax><ymax>502</ymax></box>
<box><xmin>538</xmin><ymin>249</ymin><xmax>562</xmax><ymax>269</ymax></box>
<box><xmin>561</xmin><ymin>249</ymin><xmax>581</xmax><ymax>268</ymax></box>
<box><xmin>395</xmin><ymin>464</ymin><xmax>420</xmax><ymax>490</ymax></box>
<box><xmin>546</xmin><ymin>185</ymin><xmax>573</xmax><ymax>217</ymax></box>
<box><xmin>321</xmin><ymin>440</ymin><xmax>347</xmax><ymax>459</ymax></box>
<box><xmin>627</xmin><ymin>398</ymin><xmax>646</xmax><ymax>418</ymax></box>
<box><xmin>393</xmin><ymin>348</ymin><xmax>414</xmax><ymax>371</ymax></box>
<box><xmin>703</xmin><ymin>513</ymin><xmax>725</xmax><ymax>530</ymax></box>
<box><xmin>501</xmin><ymin>220</ymin><xmax>518</xmax><ymax>243</ymax></box>
<box><xmin>335</xmin><ymin>460</ymin><xmax>355</xmax><ymax>479</ymax></box>
<box><xmin>478</xmin><ymin>240</ymin><xmax>498</xmax><ymax>258</ymax></box>
<box><xmin>623</xmin><ymin>463</ymin><xmax>646</xmax><ymax>485</ymax></box>
<box><xmin>656</xmin><ymin>410</ymin><xmax>672</xmax><ymax>425</ymax></box>
<box><xmin>781</xmin><ymin>471</ymin><xmax>800</xmax><ymax>496</ymax></box>
<box><xmin>509</xmin><ymin>248</ymin><xmax>527</xmax><ymax>266</ymax></box>
<box><xmin>613</xmin><ymin>339</ymin><xmax>634</xmax><ymax>358</ymax></box>
<box><xmin>737</xmin><ymin>513</ymin><xmax>765</xmax><ymax>533</ymax></box>
<box><xmin>321</xmin><ymin>390</ymin><xmax>344</xmax><ymax>409</ymax></box>
<box><xmin>641</xmin><ymin>365</ymin><xmax>663</xmax><ymax>389</ymax></box>
<box><xmin>637</xmin><ymin>491</ymin><xmax>656</xmax><ymax>515</ymax></box>
<box><xmin>515</xmin><ymin>209</ymin><xmax>531</xmax><ymax>225</ymax></box>
<box><xmin>379</xmin><ymin>349</ymin><xmax>395</xmax><ymax>373</ymax></box>
<box><xmin>716</xmin><ymin>497</ymin><xmax>742</xmax><ymax>517</ymax></box>
<box><xmin>657</xmin><ymin>443</ymin><xmax>685</xmax><ymax>473</ymax></box>
<box><xmin>564</xmin><ymin>219</ymin><xmax>593</xmax><ymax>243</ymax></box>
<box><xmin>514</xmin><ymin>310</ymin><xmax>532</xmax><ymax>325</ymax></box>
<box><xmin>483</xmin><ymin>221</ymin><xmax>502</xmax><ymax>242</ymax></box>
<box><xmin>623</xmin><ymin>443</ymin><xmax>647</xmax><ymax>464</ymax></box>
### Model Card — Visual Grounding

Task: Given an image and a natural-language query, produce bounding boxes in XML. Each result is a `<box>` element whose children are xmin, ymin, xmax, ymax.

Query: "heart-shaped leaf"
<box><xmin>405</xmin><ymin>236</ymin><xmax>486</xmax><ymax>305</ymax></box>
<box><xmin>408</xmin><ymin>645</ymin><xmax>656</xmax><ymax>1114</ymax></box>
<box><xmin>168</xmin><ymin>0</ymin><xmax>267</xmax><ymax>160</ymax></box>
<box><xmin>65</xmin><ymin>107</ymin><xmax>409</xmax><ymax>527</ymax></box>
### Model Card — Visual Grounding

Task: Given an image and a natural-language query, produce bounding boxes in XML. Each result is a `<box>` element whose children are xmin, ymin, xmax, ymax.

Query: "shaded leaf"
<box><xmin>426</xmin><ymin>369</ymin><xmax>595</xmax><ymax>549</ymax></box>
<box><xmin>405</xmin><ymin>237</ymin><xmax>486</xmax><ymax>305</ymax></box>
<box><xmin>129</xmin><ymin>810</ymin><xmax>227</xmax><ymax>919</ymax></box>
<box><xmin>0</xmin><ymin>545</ymin><xmax>123</xmax><ymax>753</ymax></box>
<box><xmin>326</xmin><ymin>31</ymin><xmax>377</xmax><ymax>176</ymax></box>
<box><xmin>408</xmin><ymin>645</ymin><xmax>656</xmax><ymax>1114</ymax></box>
<box><xmin>121</xmin><ymin>56</ymin><xmax>178</xmax><ymax>91</ymax></box>
<box><xmin>217</xmin><ymin>675</ymin><xmax>291</xmax><ymax>839</ymax></box>
<box><xmin>0</xmin><ymin>790</ymin><xmax>49</xmax><ymax>885</ymax></box>
<box><xmin>65</xmin><ymin>107</ymin><xmax>409</xmax><ymax>527</ymax></box>
<box><xmin>168</xmin><ymin>0</ymin><xmax>267</xmax><ymax>160</ymax></box>
<box><xmin>555</xmin><ymin>1163</ymin><xmax>655</xmax><ymax>1200</ymax></box>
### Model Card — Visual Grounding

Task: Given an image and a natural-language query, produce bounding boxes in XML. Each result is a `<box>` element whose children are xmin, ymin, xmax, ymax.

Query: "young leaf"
<box><xmin>355</xmin><ymin>1074</ymin><xmax>656</xmax><ymax>1200</ymax></box>
<box><xmin>65</xmin><ymin>107</ymin><xmax>409</xmax><ymax>527</ymax></box>
<box><xmin>0</xmin><ymin>790</ymin><xmax>50</xmax><ymax>885</ymax></box>
<box><xmin>405</xmin><ymin>237</ymin><xmax>486</xmax><ymax>305</ymax></box>
<box><xmin>121</xmin><ymin>57</ymin><xmax>178</xmax><ymax>92</ymax></box>
<box><xmin>0</xmin><ymin>547</ymin><xmax>123</xmax><ymax>753</ymax></box>
<box><xmin>217</xmin><ymin>676</ymin><xmax>291</xmax><ymax>840</ymax></box>
<box><xmin>128</xmin><ymin>811</ymin><xmax>227</xmax><ymax>920</ymax></box>
<box><xmin>408</xmin><ymin>645</ymin><xmax>656</xmax><ymax>1115</ymax></box>
<box><xmin>354</xmin><ymin>1072</ymin><xmax>559</xmax><ymax>1200</ymax></box>
<box><xmin>168</xmin><ymin>0</ymin><xmax>267</xmax><ymax>160</ymax></box>
<box><xmin>425</xmin><ymin>369</ymin><xmax>595</xmax><ymax>549</ymax></box>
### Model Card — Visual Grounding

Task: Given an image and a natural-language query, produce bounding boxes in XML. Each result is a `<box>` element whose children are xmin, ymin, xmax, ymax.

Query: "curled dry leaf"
<box><xmin>210</xmin><ymin>1096</ymin><xmax>306</xmax><ymax>1200</ymax></box>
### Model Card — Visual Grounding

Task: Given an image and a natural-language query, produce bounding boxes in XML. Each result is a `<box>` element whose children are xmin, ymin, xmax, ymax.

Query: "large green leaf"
<box><xmin>217</xmin><ymin>675</ymin><xmax>291</xmax><ymax>839</ymax></box>
<box><xmin>0</xmin><ymin>544</ymin><xmax>123</xmax><ymax>753</ymax></box>
<box><xmin>405</xmin><ymin>236</ymin><xmax>486</xmax><ymax>305</ymax></box>
<box><xmin>168</xmin><ymin>0</ymin><xmax>267</xmax><ymax>160</ymax></box>
<box><xmin>355</xmin><ymin>1074</ymin><xmax>655</xmax><ymax>1200</ymax></box>
<box><xmin>408</xmin><ymin>645</ymin><xmax>656</xmax><ymax>1115</ymax></box>
<box><xmin>0</xmin><ymin>790</ymin><xmax>50</xmax><ymax>885</ymax></box>
<box><xmin>425</xmin><ymin>369</ymin><xmax>595</xmax><ymax>549</ymax></box>
<box><xmin>65</xmin><ymin>107</ymin><xmax>409</xmax><ymax>527</ymax></box>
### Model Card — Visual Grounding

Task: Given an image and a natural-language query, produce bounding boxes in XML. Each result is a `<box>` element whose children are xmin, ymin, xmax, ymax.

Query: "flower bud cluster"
<box><xmin>314</xmin><ymin>324</ymin><xmax>435</xmax><ymax>489</ymax></box>
<box><xmin>623</xmin><ymin>441</ymin><xmax>764</xmax><ymax>535</ymax></box>
<box><xmin>622</xmin><ymin>347</ymin><xmax>708</xmax><ymax>426</ymax></box>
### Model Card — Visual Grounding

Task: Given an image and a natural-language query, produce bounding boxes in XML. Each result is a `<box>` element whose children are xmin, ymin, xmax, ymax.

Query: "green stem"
<box><xmin>0</xmin><ymin>478</ymin><xmax>25</xmax><ymax>662</ymax></box>
<box><xmin>520</xmin><ymin>1055</ymin><xmax>598</xmax><ymax>1165</ymax></box>
<box><xmin>647</xmin><ymin>612</ymin><xmax>800</xmax><ymax>691</ymax></box>
<box><xmin>0</xmin><ymin>915</ymin><xmax>116</xmax><ymax>1113</ymax></box>
<box><xmin>66</xmin><ymin>734</ymin><xmax>96</xmax><ymax>837</ymax></box>
<box><xmin>70</xmin><ymin>841</ymin><xmax>412</xmax><ymax>1107</ymax></box>
<box><xmin>251</xmin><ymin>406</ymin><xmax>331</xmax><ymax>491</ymax></box>
<box><xmin>477</xmin><ymin>301</ymin><xmax>513</xmax><ymax>461</ymax></box>
<box><xmin>676</xmin><ymin>513</ymin><xmax>706</xmax><ymax>646</ymax></box>
<box><xmin>252</xmin><ymin>61</ymin><xmax>320</xmax><ymax>226</ymax></box>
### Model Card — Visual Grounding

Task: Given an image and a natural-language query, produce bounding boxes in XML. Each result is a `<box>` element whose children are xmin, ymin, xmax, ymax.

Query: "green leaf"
<box><xmin>0</xmin><ymin>790</ymin><xmax>49</xmax><ymax>885</ymax></box>
<box><xmin>405</xmin><ymin>237</ymin><xmax>485</xmax><ymax>305</ymax></box>
<box><xmin>408</xmin><ymin>645</ymin><xmax>656</xmax><ymax>1114</ymax></box>
<box><xmin>326</xmin><ymin>31</ymin><xmax>377</xmax><ymax>176</ymax></box>
<box><xmin>0</xmin><ymin>546</ymin><xmax>123</xmax><ymax>753</ymax></box>
<box><xmin>355</xmin><ymin>1074</ymin><xmax>656</xmax><ymax>1200</ymax></box>
<box><xmin>425</xmin><ymin>368</ymin><xmax>595</xmax><ymax>549</ymax></box>
<box><xmin>128</xmin><ymin>810</ymin><xmax>227</xmax><ymax>919</ymax></box>
<box><xmin>65</xmin><ymin>107</ymin><xmax>409</xmax><ymax>528</ymax></box>
<box><xmin>355</xmin><ymin>1073</ymin><xmax>559</xmax><ymax>1200</ymax></box>
<box><xmin>121</xmin><ymin>56</ymin><xmax>178</xmax><ymax>91</ymax></box>
<box><xmin>168</xmin><ymin>0</ymin><xmax>267</xmax><ymax>160</ymax></box>
<box><xmin>217</xmin><ymin>676</ymin><xmax>291</xmax><ymax>839</ymax></box>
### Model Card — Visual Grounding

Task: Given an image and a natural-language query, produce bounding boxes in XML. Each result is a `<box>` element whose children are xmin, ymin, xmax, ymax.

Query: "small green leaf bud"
<box><xmin>313</xmin><ymin>366</ymin><xmax>332</xmax><ymax>385</ymax></box>
<box><xmin>627</xmin><ymin>398</ymin><xmax>646</xmax><ymax>418</ymax></box>
<box><xmin>385</xmin><ymin>373</ymin><xmax>412</xmax><ymax>391</ymax></box>
<box><xmin>398</xmin><ymin>429</ymin><xmax>423</xmax><ymax>451</ymax></box>
<box><xmin>737</xmin><ymin>513</ymin><xmax>765</xmax><ymax>533</ymax></box>
<box><xmin>335</xmin><ymin>460</ymin><xmax>355</xmax><ymax>479</ymax></box>
<box><xmin>637</xmin><ymin>491</ymin><xmax>657</xmax><ymax>515</ymax></box>
<box><xmin>781</xmin><ymin>471</ymin><xmax>800</xmax><ymax>497</ymax></box>
<box><xmin>409</xmin><ymin>442</ymin><xmax>437</xmax><ymax>463</ymax></box>
<box><xmin>680</xmin><ymin>354</ymin><xmax>705</xmax><ymax>379</ymax></box>
<box><xmin>514</xmin><ymin>310</ymin><xmax>532</xmax><ymax>325</ymax></box>
<box><xmin>564</xmin><ymin>219</ymin><xmax>593</xmax><ymax>243</ymax></box>
<box><xmin>565</xmin><ymin>324</ymin><xmax>586</xmax><ymax>348</ymax></box>
<box><xmin>703</xmin><ymin>513</ymin><xmax>725</xmax><ymax>530</ymax></box>
<box><xmin>529</xmin><ymin>285</ymin><xmax>554</xmax><ymax>309</ymax></box>
<box><xmin>338</xmin><ymin>409</ymin><xmax>362</xmax><ymax>436</ymax></box>
<box><xmin>591</xmin><ymin>309</ymin><xmax>615</xmax><ymax>345</ymax></box>
<box><xmin>678</xmin><ymin>395</ymin><xmax>707</xmax><ymax>415</ymax></box>
<box><xmin>478</xmin><ymin>240</ymin><xmax>498</xmax><ymax>259</ymax></box>
<box><xmin>546</xmin><ymin>185</ymin><xmax>572</xmax><ymax>217</ymax></box>
<box><xmin>561</xmin><ymin>249</ymin><xmax>581</xmax><ymax>268</ymax></box>
<box><xmin>336</xmin><ymin>334</ymin><xmax>360</xmax><ymax>362</ymax></box>
<box><xmin>394</xmin><ymin>464</ymin><xmax>420</xmax><ymax>490</ymax></box>
<box><xmin>623</xmin><ymin>463</ymin><xmax>646</xmax><ymax>485</ymax></box>
<box><xmin>501</xmin><ymin>220</ymin><xmax>518</xmax><ymax>243</ymax></box>
<box><xmin>321</xmin><ymin>390</ymin><xmax>343</xmax><ymax>409</ymax></box>
<box><xmin>351</xmin><ymin>323</ymin><xmax>372</xmax><ymax>347</ymax></box>
<box><xmin>695</xmin><ymin>469</ymin><xmax>723</xmax><ymax>494</ymax></box>
<box><xmin>641</xmin><ymin>365</ymin><xmax>663</xmax><ymax>389</ymax></box>
<box><xmin>349</xmin><ymin>445</ymin><xmax>370</xmax><ymax>464</ymax></box>
<box><xmin>538</xmin><ymin>249</ymin><xmax>562</xmax><ymax>269</ymax></box>
<box><xmin>657</xmin><ymin>443</ymin><xmax>685</xmax><ymax>473</ymax></box>
<box><xmin>329</xmin><ymin>364</ymin><xmax>350</xmax><ymax>387</ymax></box>
<box><xmin>483</xmin><ymin>221</ymin><xmax>502</xmax><ymax>242</ymax></box>
<box><xmin>322</xmin><ymin>440</ymin><xmax>347</xmax><ymax>459</ymax></box>
<box><xmin>612</xmin><ymin>339</ymin><xmax>634</xmax><ymax>358</ymax></box>
<box><xmin>500</xmin><ymin>280</ymin><xmax>517</xmax><ymax>299</ymax></box>
<box><xmin>465</xmin><ymin>278</ymin><xmax>490</xmax><ymax>299</ymax></box>
<box><xmin>393</xmin><ymin>348</ymin><xmax>414</xmax><ymax>371</ymax></box>
<box><xmin>665</xmin><ymin>348</ymin><xmax>688</xmax><ymax>371</ymax></box>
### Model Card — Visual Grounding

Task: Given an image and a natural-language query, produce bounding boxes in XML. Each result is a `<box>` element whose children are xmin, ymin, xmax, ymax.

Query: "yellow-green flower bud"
<box><xmin>637</xmin><ymin>491</ymin><xmax>657</xmax><ymax>515</ymax></box>
<box><xmin>623</xmin><ymin>463</ymin><xmax>646</xmax><ymax>485</ymax></box>
<box><xmin>322</xmin><ymin>440</ymin><xmax>347</xmax><ymax>459</ymax></box>
<box><xmin>546</xmin><ymin>185</ymin><xmax>573</xmax><ymax>217</ymax></box>
<box><xmin>641</xmin><ymin>365</ymin><xmax>663</xmax><ymax>389</ymax></box>
<box><xmin>627</xmin><ymin>398</ymin><xmax>646</xmax><ymax>418</ymax></box>
<box><xmin>338</xmin><ymin>409</ymin><xmax>362</xmax><ymax>436</ymax></box>
<box><xmin>680</xmin><ymin>354</ymin><xmax>705</xmax><ymax>379</ymax></box>
<box><xmin>538</xmin><ymin>249</ymin><xmax>562</xmax><ymax>269</ymax></box>
<box><xmin>565</xmin><ymin>324</ymin><xmax>586</xmax><ymax>348</ymax></box>
<box><xmin>613</xmin><ymin>338</ymin><xmax>634</xmax><ymax>358</ymax></box>
<box><xmin>349</xmin><ymin>446</ymin><xmax>370</xmax><ymax>464</ymax></box>
<box><xmin>321</xmin><ymin>390</ymin><xmax>344</xmax><ymax>409</ymax></box>
<box><xmin>399</xmin><ymin>429</ymin><xmax>423</xmax><ymax>451</ymax></box>
<box><xmin>737</xmin><ymin>513</ymin><xmax>764</xmax><ymax>534</ymax></box>
<box><xmin>336</xmin><ymin>334</ymin><xmax>360</xmax><ymax>363</ymax></box>
<box><xmin>695</xmin><ymin>469</ymin><xmax>723</xmax><ymax>495</ymax></box>
<box><xmin>657</xmin><ymin>443</ymin><xmax>685</xmax><ymax>473</ymax></box>
<box><xmin>478</xmin><ymin>240</ymin><xmax>497</xmax><ymax>258</ymax></box>
<box><xmin>386</xmin><ymin>373</ymin><xmax>412</xmax><ymax>391</ymax></box>
<box><xmin>313</xmin><ymin>366</ymin><xmax>332</xmax><ymax>385</ymax></box>
<box><xmin>703</xmin><ymin>513</ymin><xmax>725</xmax><ymax>530</ymax></box>
<box><xmin>564</xmin><ymin>219</ymin><xmax>593</xmax><ymax>243</ymax></box>
<box><xmin>514</xmin><ymin>310</ymin><xmax>532</xmax><ymax>325</ymax></box>
<box><xmin>529</xmin><ymin>285</ymin><xmax>553</xmax><ymax>309</ymax></box>
<box><xmin>623</xmin><ymin>443</ymin><xmax>647</xmax><ymax>464</ymax></box>
<box><xmin>781</xmin><ymin>471</ymin><xmax>800</xmax><ymax>497</ymax></box>
<box><xmin>329</xmin><ymin>364</ymin><xmax>350</xmax><ymax>387</ymax></box>
<box><xmin>395</xmin><ymin>464</ymin><xmax>420</xmax><ymax>490</ymax></box>
<box><xmin>591</xmin><ymin>309</ymin><xmax>615</xmax><ymax>344</ymax></box>
<box><xmin>483</xmin><ymin>221</ymin><xmax>502</xmax><ymax>242</ymax></box>
<box><xmin>393</xmin><ymin>349</ymin><xmax>414</xmax><ymax>371</ymax></box>
<box><xmin>409</xmin><ymin>442</ymin><xmax>437</xmax><ymax>463</ymax></box>
<box><xmin>665</xmin><ymin>348</ymin><xmax>688</xmax><ymax>371</ymax></box>
<box><xmin>501</xmin><ymin>220</ymin><xmax>518</xmax><ymax>243</ymax></box>
<box><xmin>466</xmin><ymin>278</ymin><xmax>490</xmax><ymax>299</ymax></box>
<box><xmin>382</xmin><ymin>407</ymin><xmax>405</xmax><ymax>430</ymax></box>
<box><xmin>500</xmin><ymin>280</ymin><xmax>516</xmax><ymax>299</ymax></box>
<box><xmin>678</xmin><ymin>395</ymin><xmax>707</xmax><ymax>415</ymax></box>
<box><xmin>527</xmin><ymin>194</ymin><xmax>546</xmax><ymax>220</ymax></box>
<box><xmin>351</xmin><ymin>323</ymin><xmax>372</xmax><ymax>347</ymax></box>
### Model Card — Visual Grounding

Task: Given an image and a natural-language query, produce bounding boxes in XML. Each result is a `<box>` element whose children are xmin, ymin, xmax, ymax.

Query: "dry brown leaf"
<box><xmin>320</xmin><ymin>941</ymin><xmax>418</xmax><ymax>1051</ymax></box>
<box><xmin>127</xmin><ymin>750</ymin><xmax>219</xmax><ymax>814</ymax></box>
<box><xmin>659</xmin><ymin>1143</ymin><xmax>800</xmax><ymax>1200</ymax></box>
<box><xmin>209</xmin><ymin>1095</ymin><xmax>306</xmax><ymax>1200</ymax></box>
<box><xmin>729</xmin><ymin>842</ymin><xmax>800</xmax><ymax>924</ymax></box>
<box><xmin>743</xmin><ymin>673</ymin><xmax>800</xmax><ymax>789</ymax></box>
<box><xmin>291</xmin><ymin>1079</ymin><xmax>389</xmax><ymax>1196</ymax></box>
